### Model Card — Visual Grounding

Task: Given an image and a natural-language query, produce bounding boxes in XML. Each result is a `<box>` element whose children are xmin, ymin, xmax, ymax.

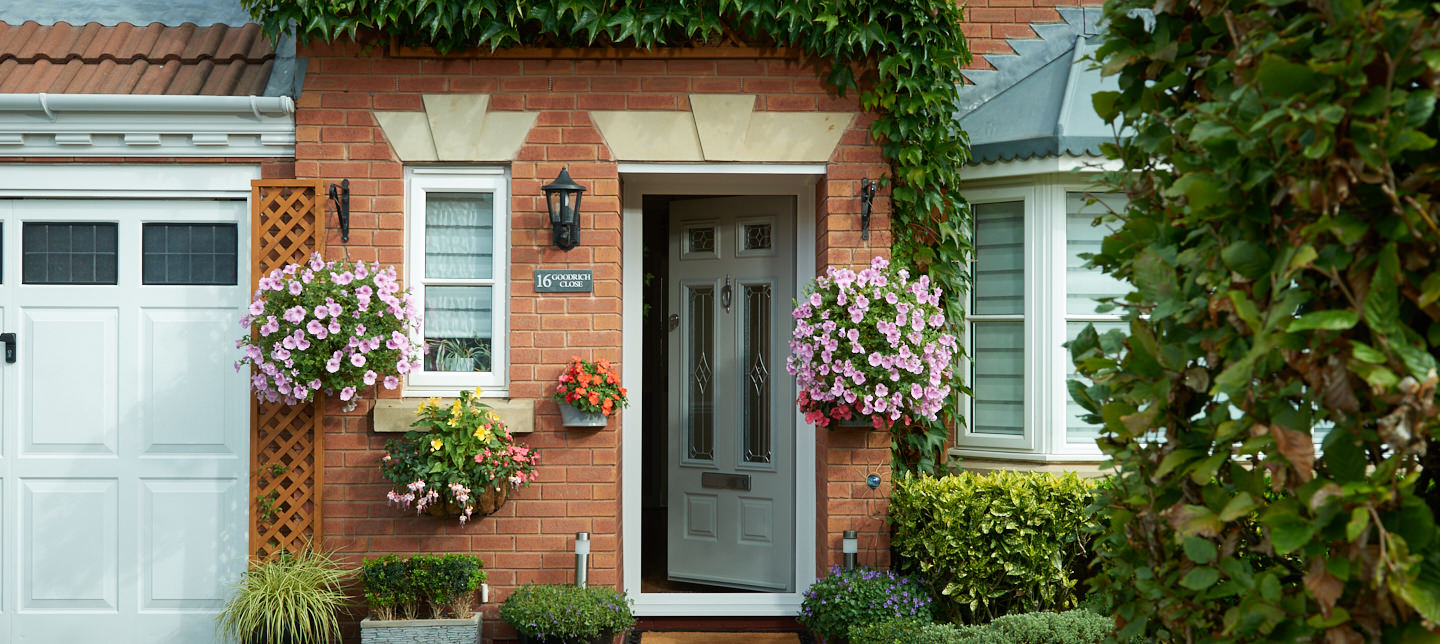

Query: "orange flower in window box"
<box><xmin>553</xmin><ymin>357</ymin><xmax>629</xmax><ymax>427</ymax></box>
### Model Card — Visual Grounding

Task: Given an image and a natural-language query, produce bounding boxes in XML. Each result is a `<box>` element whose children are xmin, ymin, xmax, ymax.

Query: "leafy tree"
<box><xmin>1074</xmin><ymin>0</ymin><xmax>1440</xmax><ymax>640</ymax></box>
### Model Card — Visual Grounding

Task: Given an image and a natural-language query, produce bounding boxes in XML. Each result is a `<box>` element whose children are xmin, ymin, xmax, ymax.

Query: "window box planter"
<box><xmin>559</xmin><ymin>403</ymin><xmax>609</xmax><ymax>428</ymax></box>
<box><xmin>360</xmin><ymin>613</ymin><xmax>481</xmax><ymax>644</ymax></box>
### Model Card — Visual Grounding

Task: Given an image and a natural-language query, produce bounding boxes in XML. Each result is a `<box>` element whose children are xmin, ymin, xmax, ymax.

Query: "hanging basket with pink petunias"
<box><xmin>785</xmin><ymin>256</ymin><xmax>958</xmax><ymax>430</ymax></box>
<box><xmin>236</xmin><ymin>253</ymin><xmax>424</xmax><ymax>412</ymax></box>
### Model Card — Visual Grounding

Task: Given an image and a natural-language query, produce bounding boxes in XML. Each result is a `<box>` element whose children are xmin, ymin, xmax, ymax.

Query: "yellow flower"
<box><xmin>472</xmin><ymin>386</ymin><xmax>484</xmax><ymax>398</ymax></box>
<box><xmin>417</xmin><ymin>396</ymin><xmax>441</xmax><ymax>413</ymax></box>
<box><xmin>430</xmin><ymin>438</ymin><xmax>443</xmax><ymax>451</ymax></box>
<box><xmin>447</xmin><ymin>415</ymin><xmax>461</xmax><ymax>427</ymax></box>
<box><xmin>473</xmin><ymin>425</ymin><xmax>491</xmax><ymax>441</ymax></box>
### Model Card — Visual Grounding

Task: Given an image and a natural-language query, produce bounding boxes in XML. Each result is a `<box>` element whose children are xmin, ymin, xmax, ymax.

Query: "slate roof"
<box><xmin>0</xmin><ymin>21</ymin><xmax>277</xmax><ymax>95</ymax></box>
<box><xmin>956</xmin><ymin>7</ymin><xmax>1122</xmax><ymax>164</ymax></box>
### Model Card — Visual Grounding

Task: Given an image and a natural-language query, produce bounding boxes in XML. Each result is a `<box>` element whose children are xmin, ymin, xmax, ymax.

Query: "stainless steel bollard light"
<box><xmin>842</xmin><ymin>530</ymin><xmax>858</xmax><ymax>570</ymax></box>
<box><xmin>575</xmin><ymin>532</ymin><xmax>591</xmax><ymax>588</ymax></box>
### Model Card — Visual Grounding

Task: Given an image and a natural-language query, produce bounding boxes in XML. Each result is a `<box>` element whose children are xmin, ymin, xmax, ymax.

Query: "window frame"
<box><xmin>403</xmin><ymin>167</ymin><xmax>510</xmax><ymax>396</ymax></box>
<box><xmin>953</xmin><ymin>176</ymin><xmax>1121</xmax><ymax>462</ymax></box>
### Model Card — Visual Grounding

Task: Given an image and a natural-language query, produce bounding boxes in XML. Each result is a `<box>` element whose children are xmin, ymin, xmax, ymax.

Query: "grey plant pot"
<box><xmin>360</xmin><ymin>613</ymin><xmax>481</xmax><ymax>644</ymax></box>
<box><xmin>559</xmin><ymin>403</ymin><xmax>609</xmax><ymax>428</ymax></box>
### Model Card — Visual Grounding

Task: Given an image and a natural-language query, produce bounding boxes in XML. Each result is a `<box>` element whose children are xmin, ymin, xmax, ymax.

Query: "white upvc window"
<box><xmin>955</xmin><ymin>177</ymin><xmax>1128</xmax><ymax>461</ymax></box>
<box><xmin>405</xmin><ymin>167</ymin><xmax>509</xmax><ymax>395</ymax></box>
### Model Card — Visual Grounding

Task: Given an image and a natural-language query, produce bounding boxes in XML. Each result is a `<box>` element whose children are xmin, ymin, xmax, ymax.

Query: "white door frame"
<box><xmin>620</xmin><ymin>163</ymin><xmax>821</xmax><ymax>616</ymax></box>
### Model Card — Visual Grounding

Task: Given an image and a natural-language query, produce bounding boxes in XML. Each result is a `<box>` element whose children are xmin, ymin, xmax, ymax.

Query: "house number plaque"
<box><xmin>534</xmin><ymin>269</ymin><xmax>593</xmax><ymax>293</ymax></box>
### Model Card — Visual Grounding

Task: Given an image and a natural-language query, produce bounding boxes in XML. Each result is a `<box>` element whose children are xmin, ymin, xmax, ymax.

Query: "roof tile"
<box><xmin>0</xmin><ymin>21</ymin><xmax>275</xmax><ymax>95</ymax></box>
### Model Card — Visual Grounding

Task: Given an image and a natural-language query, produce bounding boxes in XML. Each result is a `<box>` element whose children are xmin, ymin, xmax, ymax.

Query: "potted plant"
<box><xmin>797</xmin><ymin>566</ymin><xmax>936</xmax><ymax>644</ymax></box>
<box><xmin>431</xmin><ymin>338</ymin><xmax>490</xmax><ymax>373</ymax></box>
<box><xmin>499</xmin><ymin>584</ymin><xmax>635</xmax><ymax>644</ymax></box>
<box><xmin>360</xmin><ymin>554</ymin><xmax>486</xmax><ymax>644</ymax></box>
<box><xmin>215</xmin><ymin>547</ymin><xmax>352</xmax><ymax>644</ymax></box>
<box><xmin>380</xmin><ymin>387</ymin><xmax>539</xmax><ymax>523</ymax></box>
<box><xmin>552</xmin><ymin>357</ymin><xmax>629</xmax><ymax>427</ymax></box>
<box><xmin>785</xmin><ymin>256</ymin><xmax>958</xmax><ymax>430</ymax></box>
<box><xmin>237</xmin><ymin>253</ymin><xmax>424</xmax><ymax>412</ymax></box>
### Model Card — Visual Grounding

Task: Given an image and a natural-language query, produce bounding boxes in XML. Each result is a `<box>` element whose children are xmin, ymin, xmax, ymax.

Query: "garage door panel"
<box><xmin>22</xmin><ymin>309</ymin><xmax>118</xmax><ymax>456</ymax></box>
<box><xmin>140</xmin><ymin>478</ymin><xmax>244</xmax><ymax>610</ymax></box>
<box><xmin>140</xmin><ymin>309</ymin><xmax>243</xmax><ymax>455</ymax></box>
<box><xmin>21</xmin><ymin>478</ymin><xmax>118</xmax><ymax>611</ymax></box>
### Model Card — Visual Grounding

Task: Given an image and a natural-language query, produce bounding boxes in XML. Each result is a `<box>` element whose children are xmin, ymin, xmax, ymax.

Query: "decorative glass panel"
<box><xmin>972</xmin><ymin>321</ymin><xmax>1024</xmax><ymax>435</ymax></box>
<box><xmin>23</xmin><ymin>222</ymin><xmax>118</xmax><ymax>285</ymax></box>
<box><xmin>1066</xmin><ymin>193</ymin><xmax>1130</xmax><ymax>314</ymax></box>
<box><xmin>425</xmin><ymin>192</ymin><xmax>494</xmax><ymax>280</ymax></box>
<box><xmin>687</xmin><ymin>227</ymin><xmax>715</xmax><ymax>254</ymax></box>
<box><xmin>1064</xmin><ymin>321</ymin><xmax>1125</xmax><ymax>445</ymax></box>
<box><xmin>972</xmin><ymin>202</ymin><xmax>1024</xmax><ymax>315</ymax></box>
<box><xmin>422</xmin><ymin>286</ymin><xmax>493</xmax><ymax>372</ymax></box>
<box><xmin>743</xmin><ymin>283</ymin><xmax>772</xmax><ymax>464</ymax></box>
<box><xmin>142</xmin><ymin>223</ymin><xmax>239</xmax><ymax>285</ymax></box>
<box><xmin>687</xmin><ymin>285</ymin><xmax>715</xmax><ymax>461</ymax></box>
<box><xmin>743</xmin><ymin>223</ymin><xmax>772</xmax><ymax>251</ymax></box>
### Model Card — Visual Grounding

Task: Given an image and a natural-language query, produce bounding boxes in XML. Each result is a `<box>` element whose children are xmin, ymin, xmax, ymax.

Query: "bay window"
<box><xmin>957</xmin><ymin>180</ymin><xmax>1127</xmax><ymax>461</ymax></box>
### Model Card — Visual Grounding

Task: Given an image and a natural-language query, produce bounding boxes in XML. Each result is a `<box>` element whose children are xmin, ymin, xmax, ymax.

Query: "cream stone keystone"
<box><xmin>689</xmin><ymin>94</ymin><xmax>757</xmax><ymax>161</ymax></box>
<box><xmin>371</xmin><ymin>398</ymin><xmax>535</xmax><ymax>434</ymax></box>
<box><xmin>373</xmin><ymin>111</ymin><xmax>438</xmax><ymax>161</ymax></box>
<box><xmin>374</xmin><ymin>94</ymin><xmax>538</xmax><ymax>162</ymax></box>
<box><xmin>589</xmin><ymin>94</ymin><xmax>857</xmax><ymax>163</ymax></box>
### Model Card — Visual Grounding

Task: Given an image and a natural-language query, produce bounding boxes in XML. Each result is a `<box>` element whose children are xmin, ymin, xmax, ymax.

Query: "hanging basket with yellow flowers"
<box><xmin>379</xmin><ymin>388</ymin><xmax>539</xmax><ymax>524</ymax></box>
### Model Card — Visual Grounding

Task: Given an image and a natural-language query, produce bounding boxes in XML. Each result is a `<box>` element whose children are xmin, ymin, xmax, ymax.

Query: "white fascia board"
<box><xmin>0</xmin><ymin>163</ymin><xmax>260</xmax><ymax>197</ymax></box>
<box><xmin>959</xmin><ymin>155</ymin><xmax>1120</xmax><ymax>182</ymax></box>
<box><xmin>0</xmin><ymin>94</ymin><xmax>296</xmax><ymax>158</ymax></box>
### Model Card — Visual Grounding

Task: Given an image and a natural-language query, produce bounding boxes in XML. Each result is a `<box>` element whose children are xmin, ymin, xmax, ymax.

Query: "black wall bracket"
<box><xmin>328</xmin><ymin>179</ymin><xmax>351</xmax><ymax>243</ymax></box>
<box><xmin>859</xmin><ymin>178</ymin><xmax>877</xmax><ymax>241</ymax></box>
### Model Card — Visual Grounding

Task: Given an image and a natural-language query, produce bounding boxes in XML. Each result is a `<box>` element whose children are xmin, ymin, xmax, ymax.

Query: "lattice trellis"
<box><xmin>250</xmin><ymin>179</ymin><xmax>327</xmax><ymax>557</ymax></box>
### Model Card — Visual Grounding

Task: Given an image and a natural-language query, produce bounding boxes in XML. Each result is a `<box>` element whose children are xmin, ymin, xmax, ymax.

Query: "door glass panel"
<box><xmin>424</xmin><ymin>192</ymin><xmax>494</xmax><ymax>280</ymax></box>
<box><xmin>972</xmin><ymin>201</ymin><xmax>1024</xmax><ymax>315</ymax></box>
<box><xmin>422</xmin><ymin>286</ymin><xmax>492</xmax><ymax>372</ymax></box>
<box><xmin>687</xmin><ymin>285</ymin><xmax>714</xmax><ymax>461</ymax></box>
<box><xmin>972</xmin><ymin>321</ymin><xmax>1024</xmax><ymax>435</ymax></box>
<box><xmin>743</xmin><ymin>283</ymin><xmax>772</xmax><ymax>464</ymax></box>
<box><xmin>743</xmin><ymin>223</ymin><xmax>772</xmax><ymax>251</ymax></box>
<box><xmin>22</xmin><ymin>222</ymin><xmax>118</xmax><ymax>285</ymax></box>
<box><xmin>688</xmin><ymin>226</ymin><xmax>715</xmax><ymax>255</ymax></box>
<box><xmin>141</xmin><ymin>223</ymin><xmax>239</xmax><ymax>285</ymax></box>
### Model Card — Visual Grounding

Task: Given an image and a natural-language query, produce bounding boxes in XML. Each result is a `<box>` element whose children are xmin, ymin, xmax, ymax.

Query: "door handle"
<box><xmin>721</xmin><ymin>275</ymin><xmax>733</xmax><ymax>313</ymax></box>
<box><xmin>1</xmin><ymin>332</ymin><xmax>14</xmax><ymax>364</ymax></box>
<box><xmin>668</xmin><ymin>313</ymin><xmax>679</xmax><ymax>331</ymax></box>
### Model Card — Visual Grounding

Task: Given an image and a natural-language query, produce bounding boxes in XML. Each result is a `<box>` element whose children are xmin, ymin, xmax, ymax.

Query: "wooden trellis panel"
<box><xmin>250</xmin><ymin>179</ymin><xmax>327</xmax><ymax>557</ymax></box>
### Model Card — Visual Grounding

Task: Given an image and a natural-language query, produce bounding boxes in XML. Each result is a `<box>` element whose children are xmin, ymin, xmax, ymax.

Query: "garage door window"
<box><xmin>142</xmin><ymin>223</ymin><xmax>239</xmax><ymax>285</ymax></box>
<box><xmin>22</xmin><ymin>222</ymin><xmax>118</xmax><ymax>285</ymax></box>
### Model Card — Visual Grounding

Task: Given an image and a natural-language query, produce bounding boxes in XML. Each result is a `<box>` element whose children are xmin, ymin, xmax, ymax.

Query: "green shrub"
<box><xmin>362</xmin><ymin>553</ymin><xmax>485</xmax><ymax>620</ymax></box>
<box><xmin>889</xmin><ymin>471</ymin><xmax>1097</xmax><ymax>623</ymax></box>
<box><xmin>408</xmin><ymin>554</ymin><xmax>486</xmax><ymax>618</ymax></box>
<box><xmin>797</xmin><ymin>566</ymin><xmax>935</xmax><ymax>642</ymax></box>
<box><xmin>360</xmin><ymin>555</ymin><xmax>411</xmax><ymax>621</ymax></box>
<box><xmin>850</xmin><ymin>611</ymin><xmax>1117</xmax><ymax>644</ymax></box>
<box><xmin>850</xmin><ymin>618</ymin><xmax>963</xmax><ymax>644</ymax></box>
<box><xmin>1079</xmin><ymin>0</ymin><xmax>1440</xmax><ymax>640</ymax></box>
<box><xmin>499</xmin><ymin>584</ymin><xmax>635</xmax><ymax>641</ymax></box>
<box><xmin>216</xmin><ymin>547</ymin><xmax>352</xmax><ymax>644</ymax></box>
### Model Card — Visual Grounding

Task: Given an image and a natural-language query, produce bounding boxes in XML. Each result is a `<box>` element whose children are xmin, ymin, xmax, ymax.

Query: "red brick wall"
<box><xmin>963</xmin><ymin>0</ymin><xmax>1090</xmax><ymax>70</ymax></box>
<box><xmin>296</xmin><ymin>43</ymin><xmax>891</xmax><ymax>642</ymax></box>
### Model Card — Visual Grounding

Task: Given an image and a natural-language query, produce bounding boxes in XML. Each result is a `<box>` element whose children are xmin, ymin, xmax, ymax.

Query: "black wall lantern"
<box><xmin>543</xmin><ymin>167</ymin><xmax>586</xmax><ymax>251</ymax></box>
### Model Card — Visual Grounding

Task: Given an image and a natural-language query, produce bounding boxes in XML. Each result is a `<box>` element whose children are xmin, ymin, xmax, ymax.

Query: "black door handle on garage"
<box><xmin>1</xmin><ymin>332</ymin><xmax>14</xmax><ymax>363</ymax></box>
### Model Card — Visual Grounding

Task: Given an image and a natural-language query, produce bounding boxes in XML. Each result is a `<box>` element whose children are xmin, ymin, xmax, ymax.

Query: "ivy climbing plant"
<box><xmin>1077</xmin><ymin>0</ymin><xmax>1440</xmax><ymax>640</ymax></box>
<box><xmin>241</xmin><ymin>0</ymin><xmax>973</xmax><ymax>474</ymax></box>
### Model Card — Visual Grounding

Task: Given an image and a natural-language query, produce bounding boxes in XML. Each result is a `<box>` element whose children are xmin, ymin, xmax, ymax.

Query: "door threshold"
<box><xmin>633</xmin><ymin>591</ymin><xmax>804</xmax><ymax>617</ymax></box>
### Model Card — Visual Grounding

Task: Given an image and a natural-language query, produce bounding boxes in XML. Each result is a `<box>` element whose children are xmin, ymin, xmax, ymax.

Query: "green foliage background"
<box><xmin>1076</xmin><ymin>0</ymin><xmax>1440</xmax><ymax>640</ymax></box>
<box><xmin>241</xmin><ymin>0</ymin><xmax>975</xmax><ymax>474</ymax></box>
<box><xmin>889</xmin><ymin>471</ymin><xmax>1098</xmax><ymax>623</ymax></box>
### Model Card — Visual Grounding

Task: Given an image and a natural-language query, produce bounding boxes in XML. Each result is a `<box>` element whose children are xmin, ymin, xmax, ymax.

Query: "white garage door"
<box><xmin>0</xmin><ymin>198</ymin><xmax>250</xmax><ymax>643</ymax></box>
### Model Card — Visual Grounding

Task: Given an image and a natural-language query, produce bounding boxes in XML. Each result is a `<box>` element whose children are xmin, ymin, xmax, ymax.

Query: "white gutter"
<box><xmin>0</xmin><ymin>93</ymin><xmax>297</xmax><ymax>157</ymax></box>
<box><xmin>0</xmin><ymin>93</ymin><xmax>296</xmax><ymax>120</ymax></box>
